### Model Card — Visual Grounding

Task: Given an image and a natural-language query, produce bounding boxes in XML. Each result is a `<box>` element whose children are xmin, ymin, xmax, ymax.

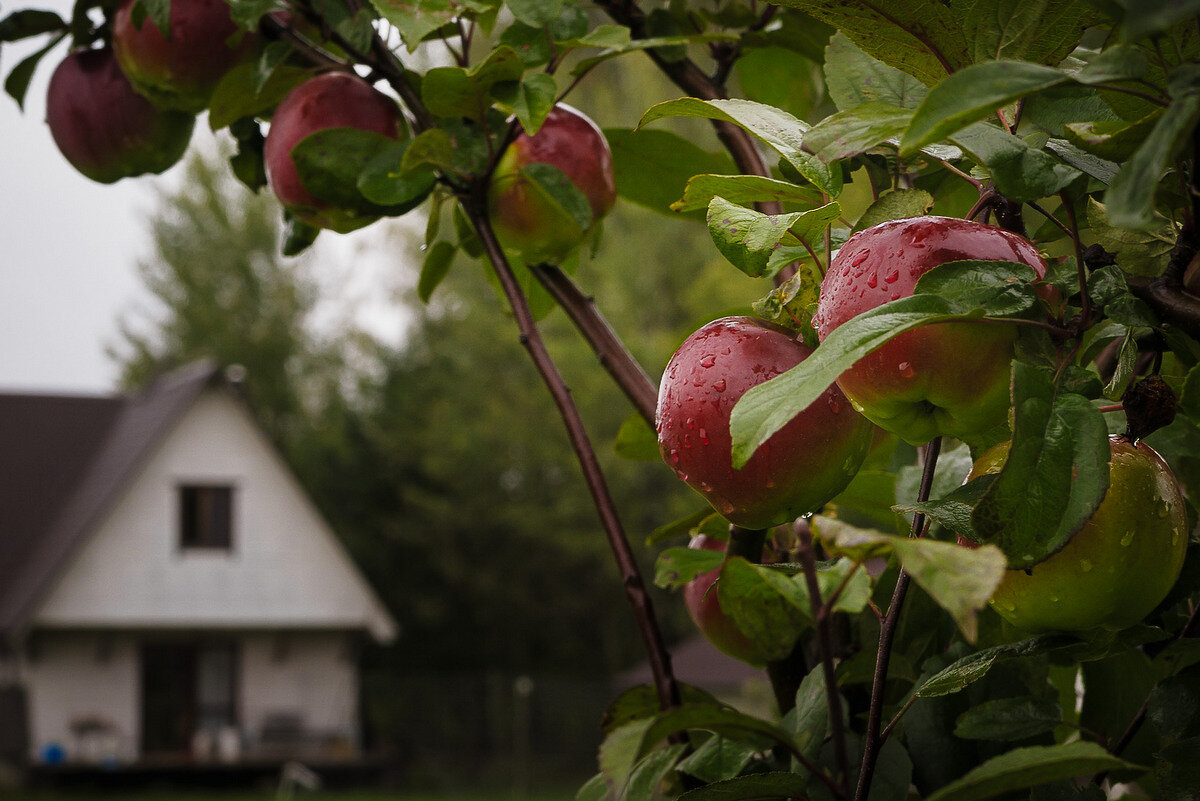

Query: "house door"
<box><xmin>140</xmin><ymin>642</ymin><xmax>237</xmax><ymax>757</ymax></box>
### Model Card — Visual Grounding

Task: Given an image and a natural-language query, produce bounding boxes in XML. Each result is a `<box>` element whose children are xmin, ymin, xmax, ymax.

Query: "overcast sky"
<box><xmin>0</xmin><ymin>0</ymin><xmax>412</xmax><ymax>395</ymax></box>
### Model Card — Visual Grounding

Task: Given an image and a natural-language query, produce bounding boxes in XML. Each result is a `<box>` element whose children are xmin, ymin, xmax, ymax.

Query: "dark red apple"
<box><xmin>486</xmin><ymin>104</ymin><xmax>616</xmax><ymax>263</ymax></box>
<box><xmin>812</xmin><ymin>216</ymin><xmax>1048</xmax><ymax>446</ymax></box>
<box><xmin>657</xmin><ymin>316</ymin><xmax>874</xmax><ymax>529</ymax></box>
<box><xmin>264</xmin><ymin>71</ymin><xmax>403</xmax><ymax>233</ymax></box>
<box><xmin>112</xmin><ymin>0</ymin><xmax>256</xmax><ymax>112</ymax></box>
<box><xmin>45</xmin><ymin>47</ymin><xmax>194</xmax><ymax>184</ymax></box>
<box><xmin>683</xmin><ymin>535</ymin><xmax>766</xmax><ymax>666</ymax></box>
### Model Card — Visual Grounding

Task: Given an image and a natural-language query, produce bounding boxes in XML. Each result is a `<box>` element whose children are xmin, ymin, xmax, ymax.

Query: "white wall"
<box><xmin>32</xmin><ymin>389</ymin><xmax>395</xmax><ymax>640</ymax></box>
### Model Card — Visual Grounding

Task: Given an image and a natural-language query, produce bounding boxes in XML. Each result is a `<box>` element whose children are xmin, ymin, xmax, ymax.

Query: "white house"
<box><xmin>0</xmin><ymin>362</ymin><xmax>397</xmax><ymax>769</ymax></box>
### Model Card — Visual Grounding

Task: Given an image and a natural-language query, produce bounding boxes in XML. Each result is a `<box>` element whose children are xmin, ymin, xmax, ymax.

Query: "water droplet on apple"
<box><xmin>867</xmin><ymin>273</ymin><xmax>878</xmax><ymax>288</ymax></box>
<box><xmin>685</xmin><ymin>417</ymin><xmax>695</xmax><ymax>430</ymax></box>
<box><xmin>698</xmin><ymin>481</ymin><xmax>712</xmax><ymax>492</ymax></box>
<box><xmin>1001</xmin><ymin>601</ymin><xmax>1017</xmax><ymax>612</ymax></box>
<box><xmin>700</xmin><ymin>355</ymin><xmax>716</xmax><ymax>368</ymax></box>
<box><xmin>699</xmin><ymin>428</ymin><xmax>709</xmax><ymax>445</ymax></box>
<box><xmin>1120</xmin><ymin>530</ymin><xmax>1135</xmax><ymax>547</ymax></box>
<box><xmin>898</xmin><ymin>362</ymin><xmax>915</xmax><ymax>378</ymax></box>
<box><xmin>1156</xmin><ymin>502</ymin><xmax>1168</xmax><ymax>518</ymax></box>
<box><xmin>827</xmin><ymin>395</ymin><xmax>840</xmax><ymax>414</ymax></box>
<box><xmin>1049</xmin><ymin>595</ymin><xmax>1060</xmax><ymax>603</ymax></box>
<box><xmin>1079</xmin><ymin>559</ymin><xmax>1093</xmax><ymax>573</ymax></box>
<box><xmin>884</xmin><ymin>269</ymin><xmax>899</xmax><ymax>283</ymax></box>
<box><xmin>669</xmin><ymin>449</ymin><xmax>680</xmax><ymax>464</ymax></box>
<box><xmin>713</xmin><ymin>379</ymin><xmax>726</xmax><ymax>392</ymax></box>
<box><xmin>852</xmin><ymin>251</ymin><xmax>870</xmax><ymax>267</ymax></box>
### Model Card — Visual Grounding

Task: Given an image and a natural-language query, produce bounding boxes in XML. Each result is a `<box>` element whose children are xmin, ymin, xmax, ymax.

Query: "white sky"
<box><xmin>0</xmin><ymin>0</ymin><xmax>412</xmax><ymax>394</ymax></box>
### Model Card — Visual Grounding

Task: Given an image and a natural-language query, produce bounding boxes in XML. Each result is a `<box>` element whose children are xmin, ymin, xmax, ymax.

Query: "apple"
<box><xmin>112</xmin><ymin>0</ymin><xmax>256</xmax><ymax>112</ymax></box>
<box><xmin>812</xmin><ymin>216</ymin><xmax>1048</xmax><ymax>446</ymax></box>
<box><xmin>45</xmin><ymin>47</ymin><xmax>194</xmax><ymax>184</ymax></box>
<box><xmin>657</xmin><ymin>316</ymin><xmax>874</xmax><ymax>529</ymax></box>
<box><xmin>264</xmin><ymin>71</ymin><xmax>403</xmax><ymax>233</ymax></box>
<box><xmin>683</xmin><ymin>535</ymin><xmax>767</xmax><ymax>665</ymax></box>
<box><xmin>486</xmin><ymin>104</ymin><xmax>616</xmax><ymax>264</ymax></box>
<box><xmin>970</xmin><ymin>436</ymin><xmax>1188</xmax><ymax>633</ymax></box>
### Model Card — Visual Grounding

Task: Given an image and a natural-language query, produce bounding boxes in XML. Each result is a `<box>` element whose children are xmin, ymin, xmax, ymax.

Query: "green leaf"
<box><xmin>647</xmin><ymin>508</ymin><xmax>723</xmax><ymax>547</ymax></box>
<box><xmin>1073</xmin><ymin>43</ymin><xmax>1149</xmax><ymax>84</ymax></box>
<box><xmin>805</xmin><ymin>101</ymin><xmax>914</xmax><ymax>162</ymax></box>
<box><xmin>1064</xmin><ymin>110</ymin><xmax>1163</xmax><ymax>161</ymax></box>
<box><xmin>823</xmin><ymin>32</ymin><xmax>927</xmax><ymax>111</ymax></box>
<box><xmin>226</xmin><ymin>0</ymin><xmax>277</xmax><ymax>30</ymax></box>
<box><xmin>773</xmin><ymin>0</ymin><xmax>968</xmax><ymax>86</ymax></box>
<box><xmin>719</xmin><ymin>557</ymin><xmax>809</xmax><ymax>660</ymax></box>
<box><xmin>638</xmin><ymin>97</ymin><xmax>839</xmax><ymax>196</ymax></box>
<box><xmin>601</xmin><ymin>683</ymin><xmax>720</xmax><ymax>735</ymax></box>
<box><xmin>1105</xmin><ymin>90</ymin><xmax>1200</xmax><ymax>230</ymax></box>
<box><xmin>614</xmin><ymin>412</ymin><xmax>660</xmax><ymax>461</ymax></box>
<box><xmin>814</xmin><ymin>518</ymin><xmax>1007</xmax><ymax>642</ymax></box>
<box><xmin>896</xmin><ymin>474</ymin><xmax>996</xmax><ymax>542</ymax></box>
<box><xmin>917</xmin><ymin>636</ymin><xmax>1070</xmax><ymax>697</ymax></box>
<box><xmin>1043</xmin><ymin>138</ymin><xmax>1118</xmax><ymax>183</ymax></box>
<box><xmin>568</xmin><ymin>32</ymin><xmax>739</xmax><ymax>76</ymax></box>
<box><xmin>208</xmin><ymin>61</ymin><xmax>312</xmax><ymax>131</ymax></box>
<box><xmin>491</xmin><ymin>72</ymin><xmax>557</xmax><ymax>135</ymax></box>
<box><xmin>1120</xmin><ymin>0</ymin><xmax>1200</xmax><ymax>41</ymax></box>
<box><xmin>970</xmin><ymin>363</ymin><xmax>1111</xmax><ymax>569</ymax></box>
<box><xmin>734</xmin><ymin>46</ymin><xmax>821</xmax><ymax>119</ymax></box>
<box><xmin>252</xmin><ymin>41</ymin><xmax>291</xmax><ymax>94</ymax></box>
<box><xmin>421</xmin><ymin>46</ymin><xmax>524</xmax><ymax>119</ymax></box>
<box><xmin>1103</xmin><ymin>328</ymin><xmax>1139</xmax><ymax>400</ymax></box>
<box><xmin>675</xmin><ymin>736</ymin><xmax>758</xmax><ymax>784</ymax></box>
<box><xmin>852</xmin><ymin>188</ymin><xmax>934</xmax><ymax>232</ymax></box>
<box><xmin>606</xmin><ymin>128</ymin><xmax>736</xmax><ymax>215</ymax></box>
<box><xmin>370</xmin><ymin>0</ymin><xmax>455</xmax><ymax>50</ymax></box>
<box><xmin>1085</xmin><ymin>198</ymin><xmax>1175</xmax><ymax>277</ymax></box>
<box><xmin>506</xmin><ymin>0</ymin><xmax>562</xmax><ymax>26</ymax></box>
<box><xmin>282</xmin><ymin>214</ymin><xmax>320</xmax><ymax>256</ymax></box>
<box><xmin>3</xmin><ymin>31</ymin><xmax>62</xmax><ymax>110</ymax></box>
<box><xmin>954</xmin><ymin>695</ymin><xmax>1063</xmax><ymax>741</ymax></box>
<box><xmin>785</xmin><ymin>666</ymin><xmax>830</xmax><ymax>767</ymax></box>
<box><xmin>1156</xmin><ymin>738</ymin><xmax>1200</xmax><ymax>801</ymax></box>
<box><xmin>730</xmin><ymin>262</ymin><xmax>1038</xmax><ymax>466</ymax></box>
<box><xmin>522</xmin><ymin>162</ymin><xmax>592</xmax><ymax>231</ymax></box>
<box><xmin>418</xmin><ymin>241</ymin><xmax>456</xmax><ymax>303</ymax></box>
<box><xmin>901</xmin><ymin>61</ymin><xmax>1067</xmax><ymax>155</ymax></box>
<box><xmin>912</xmin><ymin>260</ymin><xmax>1039</xmax><ymax>317</ymax></box>
<box><xmin>950</xmin><ymin>122</ymin><xmax>1081</xmax><ymax>202</ymax></box>
<box><xmin>638</xmin><ymin>703</ymin><xmax>800</xmax><ymax>756</ymax></box>
<box><xmin>672</xmin><ymin>174</ymin><xmax>822</xmax><ymax>213</ymax></box>
<box><xmin>358</xmin><ymin>141</ymin><xmax>438</xmax><ymax>206</ymax></box>
<box><xmin>624</xmin><ymin>744</ymin><xmax>687</xmax><ymax>801</ymax></box>
<box><xmin>135</xmin><ymin>0</ymin><xmax>171</xmax><ymax>42</ymax></box>
<box><xmin>677</xmin><ymin>772</ymin><xmax>813</xmax><ymax>801</ymax></box>
<box><xmin>0</xmin><ymin>9</ymin><xmax>64</xmax><ymax>41</ymax></box>
<box><xmin>924</xmin><ymin>742</ymin><xmax>1142</xmax><ymax>801</ymax></box>
<box><xmin>751</xmin><ymin>264</ymin><xmax>823</xmax><ymax>341</ymax></box>
<box><xmin>954</xmin><ymin>0</ymin><xmax>1103</xmax><ymax>65</ymax></box>
<box><xmin>705</xmin><ymin>197</ymin><xmax>824</xmax><ymax>278</ymax></box>
<box><xmin>654</xmin><ymin>546</ymin><xmax>723</xmax><ymax>589</ymax></box>
<box><xmin>228</xmin><ymin>119</ymin><xmax>266</xmax><ymax>191</ymax></box>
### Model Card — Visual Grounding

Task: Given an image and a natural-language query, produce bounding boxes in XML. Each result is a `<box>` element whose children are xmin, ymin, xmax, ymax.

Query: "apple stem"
<box><xmin>795</xmin><ymin>519</ymin><xmax>852</xmax><ymax>795</ymax></box>
<box><xmin>854</xmin><ymin>436</ymin><xmax>943</xmax><ymax>801</ymax></box>
<box><xmin>528</xmin><ymin>263</ymin><xmax>659</xmax><ymax>425</ymax></box>
<box><xmin>461</xmin><ymin>191</ymin><xmax>682</xmax><ymax>714</ymax></box>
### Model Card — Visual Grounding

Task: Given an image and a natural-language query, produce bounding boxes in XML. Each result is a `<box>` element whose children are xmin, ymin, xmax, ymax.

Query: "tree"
<box><xmin>6</xmin><ymin>0</ymin><xmax>1200</xmax><ymax>798</ymax></box>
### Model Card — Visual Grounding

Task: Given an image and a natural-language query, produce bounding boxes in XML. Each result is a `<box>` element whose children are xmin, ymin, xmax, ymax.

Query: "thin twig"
<box><xmin>1060</xmin><ymin>191</ymin><xmax>1092</xmax><ymax>330</ymax></box>
<box><xmin>854</xmin><ymin>437</ymin><xmax>943</xmax><ymax>801</ymax></box>
<box><xmin>461</xmin><ymin>191</ymin><xmax>682</xmax><ymax>714</ymax></box>
<box><xmin>795</xmin><ymin>519</ymin><xmax>850</xmax><ymax>796</ymax></box>
<box><xmin>1026</xmin><ymin>200</ymin><xmax>1072</xmax><ymax>237</ymax></box>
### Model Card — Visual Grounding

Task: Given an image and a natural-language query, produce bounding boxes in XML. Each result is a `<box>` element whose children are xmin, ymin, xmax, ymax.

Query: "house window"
<box><xmin>179</xmin><ymin>485</ymin><xmax>233</xmax><ymax>549</ymax></box>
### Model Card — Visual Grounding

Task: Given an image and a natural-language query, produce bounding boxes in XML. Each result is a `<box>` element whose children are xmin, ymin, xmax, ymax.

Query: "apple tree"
<box><xmin>5</xmin><ymin>0</ymin><xmax>1200</xmax><ymax>797</ymax></box>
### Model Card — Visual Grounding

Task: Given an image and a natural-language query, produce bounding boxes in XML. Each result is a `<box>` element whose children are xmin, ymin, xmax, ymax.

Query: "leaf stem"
<box><xmin>1059</xmin><ymin>191</ymin><xmax>1092</xmax><ymax>330</ymax></box>
<box><xmin>854</xmin><ymin>437</ymin><xmax>943</xmax><ymax>801</ymax></box>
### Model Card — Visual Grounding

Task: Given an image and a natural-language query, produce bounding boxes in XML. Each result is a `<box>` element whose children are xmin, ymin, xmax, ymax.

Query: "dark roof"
<box><xmin>0</xmin><ymin>362</ymin><xmax>221</xmax><ymax>638</ymax></box>
<box><xmin>615</xmin><ymin>634</ymin><xmax>763</xmax><ymax>691</ymax></box>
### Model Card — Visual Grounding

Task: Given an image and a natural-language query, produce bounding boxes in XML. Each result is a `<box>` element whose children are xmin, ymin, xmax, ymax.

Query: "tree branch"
<box><xmin>461</xmin><ymin>190</ymin><xmax>681</xmax><ymax>713</ymax></box>
<box><xmin>854</xmin><ymin>437</ymin><xmax>942</xmax><ymax>801</ymax></box>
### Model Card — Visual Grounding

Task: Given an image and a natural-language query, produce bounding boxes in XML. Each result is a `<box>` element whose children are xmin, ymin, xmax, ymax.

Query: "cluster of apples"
<box><xmin>656</xmin><ymin>216</ymin><xmax>1189</xmax><ymax>659</ymax></box>
<box><xmin>46</xmin><ymin>0</ymin><xmax>613</xmax><ymax>249</ymax></box>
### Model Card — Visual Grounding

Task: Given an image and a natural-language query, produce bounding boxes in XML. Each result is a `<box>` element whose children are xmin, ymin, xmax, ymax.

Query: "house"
<box><xmin>0</xmin><ymin>362</ymin><xmax>397</xmax><ymax>772</ymax></box>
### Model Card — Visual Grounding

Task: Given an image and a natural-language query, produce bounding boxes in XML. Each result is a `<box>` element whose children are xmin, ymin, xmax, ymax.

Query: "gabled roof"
<box><xmin>0</xmin><ymin>362</ymin><xmax>222</xmax><ymax>639</ymax></box>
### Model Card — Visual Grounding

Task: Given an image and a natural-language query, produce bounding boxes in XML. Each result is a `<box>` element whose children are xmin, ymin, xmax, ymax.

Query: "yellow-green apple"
<box><xmin>264</xmin><ymin>71</ymin><xmax>403</xmax><ymax>233</ymax></box>
<box><xmin>657</xmin><ymin>316</ymin><xmax>874</xmax><ymax>529</ymax></box>
<box><xmin>813</xmin><ymin>216</ymin><xmax>1048</xmax><ymax>446</ymax></box>
<box><xmin>46</xmin><ymin>47</ymin><xmax>193</xmax><ymax>183</ymax></box>
<box><xmin>112</xmin><ymin>0</ymin><xmax>255</xmax><ymax>112</ymax></box>
<box><xmin>970</xmin><ymin>436</ymin><xmax>1187</xmax><ymax>632</ymax></box>
<box><xmin>486</xmin><ymin>104</ymin><xmax>616</xmax><ymax>263</ymax></box>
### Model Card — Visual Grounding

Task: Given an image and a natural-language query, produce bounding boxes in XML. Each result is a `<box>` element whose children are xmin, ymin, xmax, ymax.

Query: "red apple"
<box><xmin>971</xmin><ymin>436</ymin><xmax>1188</xmax><ymax>633</ymax></box>
<box><xmin>657</xmin><ymin>316</ymin><xmax>874</xmax><ymax>529</ymax></box>
<box><xmin>812</xmin><ymin>216</ymin><xmax>1048</xmax><ymax>446</ymax></box>
<box><xmin>683</xmin><ymin>535</ymin><xmax>766</xmax><ymax>666</ymax></box>
<box><xmin>45</xmin><ymin>47</ymin><xmax>194</xmax><ymax>184</ymax></box>
<box><xmin>112</xmin><ymin>0</ymin><xmax>256</xmax><ymax>112</ymax></box>
<box><xmin>487</xmin><ymin>104</ymin><xmax>616</xmax><ymax>264</ymax></box>
<box><xmin>264</xmin><ymin>71</ymin><xmax>403</xmax><ymax>233</ymax></box>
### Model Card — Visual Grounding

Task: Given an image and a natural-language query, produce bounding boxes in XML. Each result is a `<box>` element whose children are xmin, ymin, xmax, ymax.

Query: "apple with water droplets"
<box><xmin>813</xmin><ymin>216</ymin><xmax>1048</xmax><ymax>446</ymax></box>
<box><xmin>657</xmin><ymin>316</ymin><xmax>874</xmax><ymax>529</ymax></box>
<box><xmin>969</xmin><ymin>435</ymin><xmax>1188</xmax><ymax>633</ymax></box>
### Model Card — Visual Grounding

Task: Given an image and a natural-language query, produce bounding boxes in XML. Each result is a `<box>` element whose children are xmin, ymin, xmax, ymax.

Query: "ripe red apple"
<box><xmin>970</xmin><ymin>436</ymin><xmax>1187</xmax><ymax>633</ymax></box>
<box><xmin>486</xmin><ymin>104</ymin><xmax>616</xmax><ymax>264</ymax></box>
<box><xmin>812</xmin><ymin>216</ymin><xmax>1048</xmax><ymax>446</ymax></box>
<box><xmin>264</xmin><ymin>71</ymin><xmax>403</xmax><ymax>233</ymax></box>
<box><xmin>112</xmin><ymin>0</ymin><xmax>256</xmax><ymax>112</ymax></box>
<box><xmin>45</xmin><ymin>47</ymin><xmax>194</xmax><ymax>184</ymax></box>
<box><xmin>683</xmin><ymin>535</ymin><xmax>766</xmax><ymax>666</ymax></box>
<box><xmin>657</xmin><ymin>316</ymin><xmax>874</xmax><ymax>529</ymax></box>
